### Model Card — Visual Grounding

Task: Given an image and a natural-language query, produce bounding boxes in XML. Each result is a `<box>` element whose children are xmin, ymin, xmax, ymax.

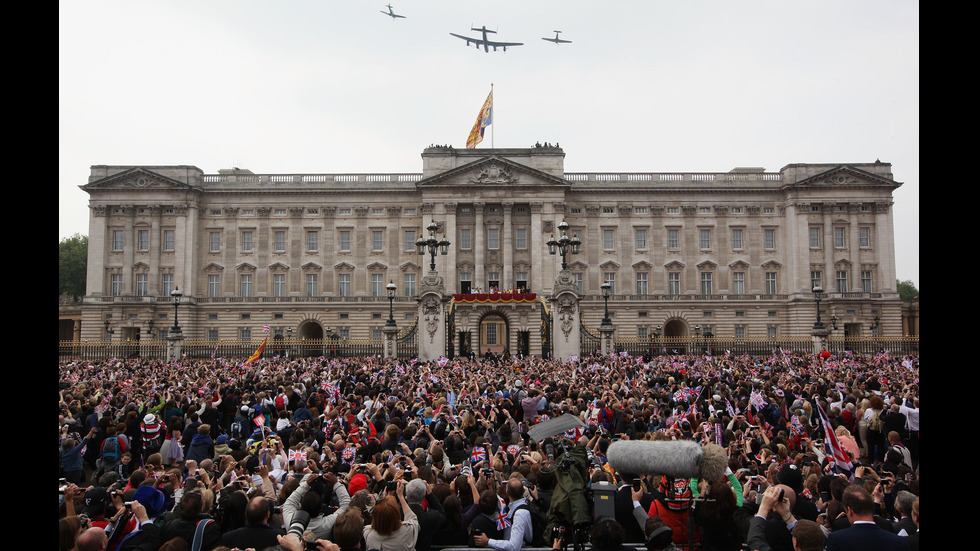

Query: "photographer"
<box><xmin>363</xmin><ymin>479</ymin><xmax>419</xmax><ymax>551</ymax></box>
<box><xmin>473</xmin><ymin>478</ymin><xmax>533</xmax><ymax>551</ymax></box>
<box><xmin>159</xmin><ymin>490</ymin><xmax>221</xmax><ymax>551</ymax></box>
<box><xmin>219</xmin><ymin>495</ymin><xmax>286</xmax><ymax>549</ymax></box>
<box><xmin>282</xmin><ymin>471</ymin><xmax>351</xmax><ymax>540</ymax></box>
<box><xmin>406</xmin><ymin>478</ymin><xmax>446</xmax><ymax>551</ymax></box>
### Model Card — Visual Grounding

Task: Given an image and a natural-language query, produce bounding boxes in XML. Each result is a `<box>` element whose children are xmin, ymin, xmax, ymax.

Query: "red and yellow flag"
<box><xmin>244</xmin><ymin>336</ymin><xmax>268</xmax><ymax>366</ymax></box>
<box><xmin>466</xmin><ymin>90</ymin><xmax>493</xmax><ymax>149</ymax></box>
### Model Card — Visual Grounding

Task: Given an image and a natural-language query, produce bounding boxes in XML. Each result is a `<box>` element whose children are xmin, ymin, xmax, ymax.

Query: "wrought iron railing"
<box><xmin>58</xmin><ymin>335</ymin><xmax>917</xmax><ymax>362</ymax></box>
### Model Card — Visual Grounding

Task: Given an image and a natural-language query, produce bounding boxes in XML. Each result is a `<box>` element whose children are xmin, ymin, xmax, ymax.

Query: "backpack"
<box><xmin>514</xmin><ymin>502</ymin><xmax>548</xmax><ymax>547</ymax></box>
<box><xmin>275</xmin><ymin>394</ymin><xmax>286</xmax><ymax>411</ymax></box>
<box><xmin>230</xmin><ymin>418</ymin><xmax>246</xmax><ymax>440</ymax></box>
<box><xmin>868</xmin><ymin>409</ymin><xmax>884</xmax><ymax>432</ymax></box>
<box><xmin>102</xmin><ymin>436</ymin><xmax>120</xmax><ymax>462</ymax></box>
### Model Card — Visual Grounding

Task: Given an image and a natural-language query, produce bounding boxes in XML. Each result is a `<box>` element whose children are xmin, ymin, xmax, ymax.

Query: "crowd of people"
<box><xmin>59</xmin><ymin>348</ymin><xmax>919</xmax><ymax>551</ymax></box>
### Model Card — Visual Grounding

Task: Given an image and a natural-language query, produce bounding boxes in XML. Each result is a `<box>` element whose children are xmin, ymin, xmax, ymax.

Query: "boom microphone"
<box><xmin>606</xmin><ymin>440</ymin><xmax>728</xmax><ymax>483</ymax></box>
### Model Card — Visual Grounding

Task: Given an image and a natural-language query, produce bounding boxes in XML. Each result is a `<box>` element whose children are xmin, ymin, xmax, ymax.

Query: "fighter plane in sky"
<box><xmin>381</xmin><ymin>4</ymin><xmax>405</xmax><ymax>19</ymax></box>
<box><xmin>450</xmin><ymin>26</ymin><xmax>523</xmax><ymax>52</ymax></box>
<box><xmin>541</xmin><ymin>30</ymin><xmax>572</xmax><ymax>44</ymax></box>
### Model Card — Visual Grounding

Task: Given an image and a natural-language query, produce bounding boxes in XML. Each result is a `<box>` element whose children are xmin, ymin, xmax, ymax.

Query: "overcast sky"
<box><xmin>59</xmin><ymin>0</ymin><xmax>919</xmax><ymax>287</ymax></box>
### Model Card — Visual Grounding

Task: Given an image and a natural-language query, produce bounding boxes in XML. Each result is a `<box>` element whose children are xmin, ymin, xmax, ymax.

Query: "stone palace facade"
<box><xmin>77</xmin><ymin>145</ymin><xmax>903</xmax><ymax>357</ymax></box>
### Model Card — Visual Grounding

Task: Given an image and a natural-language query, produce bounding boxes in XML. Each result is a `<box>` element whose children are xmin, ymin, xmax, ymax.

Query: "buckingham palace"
<box><xmin>72</xmin><ymin>144</ymin><xmax>905</xmax><ymax>359</ymax></box>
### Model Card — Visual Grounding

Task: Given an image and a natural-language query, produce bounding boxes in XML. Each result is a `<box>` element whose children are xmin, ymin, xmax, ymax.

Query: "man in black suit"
<box><xmin>825</xmin><ymin>485</ymin><xmax>909</xmax><ymax>551</ymax></box>
<box><xmin>218</xmin><ymin>495</ymin><xmax>285</xmax><ymax>549</ymax></box>
<box><xmin>891</xmin><ymin>490</ymin><xmax>917</xmax><ymax>536</ymax></box>
<box><xmin>405</xmin><ymin>478</ymin><xmax>446</xmax><ymax>551</ymax></box>
<box><xmin>615</xmin><ymin>474</ymin><xmax>654</xmax><ymax>543</ymax></box>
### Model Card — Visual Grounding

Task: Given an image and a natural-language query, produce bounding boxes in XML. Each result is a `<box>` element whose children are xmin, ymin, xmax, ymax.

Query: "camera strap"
<box><xmin>192</xmin><ymin>518</ymin><xmax>214</xmax><ymax>551</ymax></box>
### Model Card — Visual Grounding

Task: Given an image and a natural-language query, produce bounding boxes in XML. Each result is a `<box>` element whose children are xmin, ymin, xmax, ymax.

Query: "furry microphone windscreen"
<box><xmin>606</xmin><ymin>440</ymin><xmax>729</xmax><ymax>482</ymax></box>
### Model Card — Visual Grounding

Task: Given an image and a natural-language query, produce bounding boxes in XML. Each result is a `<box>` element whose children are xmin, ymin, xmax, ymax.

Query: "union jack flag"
<box><xmin>790</xmin><ymin>415</ymin><xmax>805</xmax><ymax>437</ymax></box>
<box><xmin>289</xmin><ymin>449</ymin><xmax>307</xmax><ymax>462</ymax></box>
<box><xmin>564</xmin><ymin>427</ymin><xmax>583</xmax><ymax>441</ymax></box>
<box><xmin>342</xmin><ymin>447</ymin><xmax>357</xmax><ymax>462</ymax></box>
<box><xmin>437</xmin><ymin>356</ymin><xmax>450</xmax><ymax>367</ymax></box>
<box><xmin>507</xmin><ymin>445</ymin><xmax>522</xmax><ymax>456</ymax></box>
<box><xmin>262</xmin><ymin>325</ymin><xmax>271</xmax><ymax>333</ymax></box>
<box><xmin>495</xmin><ymin>509</ymin><xmax>511</xmax><ymax>531</ymax></box>
<box><xmin>470</xmin><ymin>446</ymin><xmax>487</xmax><ymax>464</ymax></box>
<box><xmin>817</xmin><ymin>401</ymin><xmax>853</xmax><ymax>478</ymax></box>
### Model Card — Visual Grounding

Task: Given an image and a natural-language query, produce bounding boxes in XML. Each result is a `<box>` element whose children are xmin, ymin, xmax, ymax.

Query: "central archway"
<box><xmin>299</xmin><ymin>320</ymin><xmax>324</xmax><ymax>340</ymax></box>
<box><xmin>478</xmin><ymin>312</ymin><xmax>509</xmax><ymax>355</ymax></box>
<box><xmin>663</xmin><ymin>318</ymin><xmax>689</xmax><ymax>338</ymax></box>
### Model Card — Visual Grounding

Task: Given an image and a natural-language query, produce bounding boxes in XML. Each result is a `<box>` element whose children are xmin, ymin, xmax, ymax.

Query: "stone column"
<box><xmin>812</xmin><ymin>327</ymin><xmax>830</xmax><ymax>355</ymax></box>
<box><xmin>474</xmin><ymin>203</ymin><xmax>485</xmax><ymax>290</ymax></box>
<box><xmin>550</xmin><ymin>273</ymin><xmax>581</xmax><ymax>361</ymax></box>
<box><xmin>383</xmin><ymin>324</ymin><xmax>399</xmax><ymax>360</ymax></box>
<box><xmin>599</xmin><ymin>321</ymin><xmax>615</xmax><ymax>355</ymax></box>
<box><xmin>530</xmin><ymin>202</ymin><xmax>544</xmax><ymax>293</ymax></box>
<box><xmin>417</xmin><ymin>286</ymin><xmax>448</xmax><ymax>362</ymax></box>
<box><xmin>149</xmin><ymin>206</ymin><xmax>161</xmax><ymax>295</ymax></box>
<box><xmin>502</xmin><ymin>202</ymin><xmax>513</xmax><ymax>290</ymax></box>
<box><xmin>443</xmin><ymin>203</ymin><xmax>458</xmax><ymax>291</ymax></box>
<box><xmin>166</xmin><ymin>332</ymin><xmax>184</xmax><ymax>363</ymax></box>
<box><xmin>122</xmin><ymin>206</ymin><xmax>135</xmax><ymax>295</ymax></box>
<box><xmin>86</xmin><ymin>205</ymin><xmax>107</xmax><ymax>297</ymax></box>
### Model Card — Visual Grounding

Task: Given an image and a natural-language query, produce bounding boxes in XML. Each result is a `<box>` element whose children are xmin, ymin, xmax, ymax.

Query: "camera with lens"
<box><xmin>286</xmin><ymin>510</ymin><xmax>320</xmax><ymax>550</ymax></box>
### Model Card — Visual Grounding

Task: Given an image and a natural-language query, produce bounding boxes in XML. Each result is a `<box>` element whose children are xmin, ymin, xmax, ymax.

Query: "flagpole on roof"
<box><xmin>491</xmin><ymin>83</ymin><xmax>494</xmax><ymax>148</ymax></box>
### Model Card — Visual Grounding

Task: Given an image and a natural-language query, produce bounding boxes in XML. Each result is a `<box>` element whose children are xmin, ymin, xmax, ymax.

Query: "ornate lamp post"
<box><xmin>386</xmin><ymin>280</ymin><xmax>397</xmax><ymax>328</ymax></box>
<box><xmin>599</xmin><ymin>280</ymin><xmax>614</xmax><ymax>354</ymax></box>
<box><xmin>166</xmin><ymin>285</ymin><xmax>184</xmax><ymax>362</ymax></box>
<box><xmin>547</xmin><ymin>219</ymin><xmax>581</xmax><ymax>270</ymax></box>
<box><xmin>811</xmin><ymin>285</ymin><xmax>830</xmax><ymax>355</ymax></box>
<box><xmin>416</xmin><ymin>220</ymin><xmax>450</xmax><ymax>272</ymax></box>
<box><xmin>812</xmin><ymin>285</ymin><xmax>825</xmax><ymax>330</ymax></box>
<box><xmin>170</xmin><ymin>285</ymin><xmax>183</xmax><ymax>334</ymax></box>
<box><xmin>600</xmin><ymin>280</ymin><xmax>612</xmax><ymax>326</ymax></box>
<box><xmin>383</xmin><ymin>280</ymin><xmax>399</xmax><ymax>359</ymax></box>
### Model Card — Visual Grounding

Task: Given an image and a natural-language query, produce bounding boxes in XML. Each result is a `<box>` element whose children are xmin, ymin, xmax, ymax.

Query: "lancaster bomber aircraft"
<box><xmin>450</xmin><ymin>26</ymin><xmax>523</xmax><ymax>52</ymax></box>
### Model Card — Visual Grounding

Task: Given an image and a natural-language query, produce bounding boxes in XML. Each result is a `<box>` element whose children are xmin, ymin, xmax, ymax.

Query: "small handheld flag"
<box><xmin>470</xmin><ymin>446</ymin><xmax>487</xmax><ymax>464</ymax></box>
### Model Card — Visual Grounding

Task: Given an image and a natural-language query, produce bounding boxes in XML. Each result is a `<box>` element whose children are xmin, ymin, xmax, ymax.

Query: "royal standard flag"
<box><xmin>466</xmin><ymin>90</ymin><xmax>493</xmax><ymax>148</ymax></box>
<box><xmin>244</xmin><ymin>336</ymin><xmax>268</xmax><ymax>366</ymax></box>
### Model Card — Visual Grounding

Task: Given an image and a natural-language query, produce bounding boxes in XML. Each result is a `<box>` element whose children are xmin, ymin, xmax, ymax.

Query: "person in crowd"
<box><xmin>158</xmin><ymin>490</ymin><xmax>221</xmax><ymax>551</ymax></box>
<box><xmin>824</xmin><ymin>485</ymin><xmax>908</xmax><ymax>551</ymax></box>
<box><xmin>473</xmin><ymin>478</ymin><xmax>533</xmax><ymax>551</ymax></box>
<box><xmin>405</xmin><ymin>478</ymin><xmax>446</xmax><ymax>551</ymax></box>
<box><xmin>218</xmin><ymin>495</ymin><xmax>286</xmax><ymax>549</ymax></box>
<box><xmin>363</xmin><ymin>480</ymin><xmax>419</xmax><ymax>551</ymax></box>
